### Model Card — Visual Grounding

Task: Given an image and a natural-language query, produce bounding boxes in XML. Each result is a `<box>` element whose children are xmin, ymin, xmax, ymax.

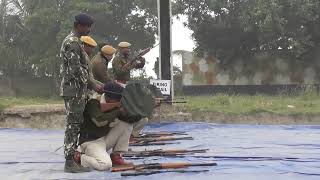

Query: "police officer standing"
<box><xmin>80</xmin><ymin>36</ymin><xmax>104</xmax><ymax>91</ymax></box>
<box><xmin>91</xmin><ymin>45</ymin><xmax>117</xmax><ymax>83</ymax></box>
<box><xmin>59</xmin><ymin>13</ymin><xmax>102</xmax><ymax>173</ymax></box>
<box><xmin>112</xmin><ymin>42</ymin><xmax>148</xmax><ymax>137</ymax></box>
<box><xmin>112</xmin><ymin>42</ymin><xmax>145</xmax><ymax>84</ymax></box>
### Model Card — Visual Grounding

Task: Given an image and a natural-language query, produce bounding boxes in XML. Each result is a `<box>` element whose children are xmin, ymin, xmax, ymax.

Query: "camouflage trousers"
<box><xmin>63</xmin><ymin>96</ymin><xmax>86</xmax><ymax>160</ymax></box>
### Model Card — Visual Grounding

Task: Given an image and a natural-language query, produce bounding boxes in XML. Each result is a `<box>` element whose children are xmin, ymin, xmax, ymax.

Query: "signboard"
<box><xmin>150</xmin><ymin>79</ymin><xmax>171</xmax><ymax>95</ymax></box>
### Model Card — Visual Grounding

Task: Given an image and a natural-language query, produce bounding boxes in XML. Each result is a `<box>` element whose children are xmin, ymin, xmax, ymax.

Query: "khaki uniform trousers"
<box><xmin>80</xmin><ymin>120</ymin><xmax>133</xmax><ymax>171</ymax></box>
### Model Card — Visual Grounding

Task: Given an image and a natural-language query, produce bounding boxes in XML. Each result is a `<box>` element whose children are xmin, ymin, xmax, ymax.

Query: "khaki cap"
<box><xmin>80</xmin><ymin>36</ymin><xmax>97</xmax><ymax>47</ymax></box>
<box><xmin>118</xmin><ymin>42</ymin><xmax>131</xmax><ymax>48</ymax></box>
<box><xmin>101</xmin><ymin>45</ymin><xmax>116</xmax><ymax>55</ymax></box>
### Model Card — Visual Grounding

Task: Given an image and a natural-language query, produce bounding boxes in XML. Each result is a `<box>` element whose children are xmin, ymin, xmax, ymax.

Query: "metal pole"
<box><xmin>157</xmin><ymin>0</ymin><xmax>162</xmax><ymax>80</ymax></box>
<box><xmin>158</xmin><ymin>0</ymin><xmax>173</xmax><ymax>100</ymax></box>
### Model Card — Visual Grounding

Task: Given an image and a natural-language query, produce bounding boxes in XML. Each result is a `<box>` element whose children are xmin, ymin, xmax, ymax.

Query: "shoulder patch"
<box><xmin>69</xmin><ymin>36</ymin><xmax>79</xmax><ymax>42</ymax></box>
<box><xmin>64</xmin><ymin>36</ymin><xmax>81</xmax><ymax>51</ymax></box>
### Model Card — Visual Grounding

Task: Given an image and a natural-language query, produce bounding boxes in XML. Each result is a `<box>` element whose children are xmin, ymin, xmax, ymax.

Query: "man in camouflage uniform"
<box><xmin>112</xmin><ymin>42</ymin><xmax>148</xmax><ymax>137</ymax></box>
<box><xmin>59</xmin><ymin>13</ymin><xmax>102</xmax><ymax>173</ymax></box>
<box><xmin>91</xmin><ymin>45</ymin><xmax>117</xmax><ymax>83</ymax></box>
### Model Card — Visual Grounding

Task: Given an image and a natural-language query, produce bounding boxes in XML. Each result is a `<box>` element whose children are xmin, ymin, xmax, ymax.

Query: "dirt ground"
<box><xmin>0</xmin><ymin>104</ymin><xmax>319</xmax><ymax>129</ymax></box>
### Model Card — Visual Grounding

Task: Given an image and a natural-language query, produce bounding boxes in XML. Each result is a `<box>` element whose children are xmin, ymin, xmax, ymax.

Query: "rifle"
<box><xmin>130</xmin><ymin>136</ymin><xmax>193</xmax><ymax>143</ymax></box>
<box><xmin>121</xmin><ymin>169</ymin><xmax>209</xmax><ymax>177</ymax></box>
<box><xmin>111</xmin><ymin>162</ymin><xmax>217</xmax><ymax>172</ymax></box>
<box><xmin>139</xmin><ymin>131</ymin><xmax>188</xmax><ymax>138</ymax></box>
<box><xmin>123</xmin><ymin>149</ymin><xmax>208</xmax><ymax>158</ymax></box>
<box><xmin>158</xmin><ymin>100</ymin><xmax>188</xmax><ymax>105</ymax></box>
<box><xmin>131</xmin><ymin>43</ymin><xmax>159</xmax><ymax>62</ymax></box>
<box><xmin>155</xmin><ymin>97</ymin><xmax>187</xmax><ymax>104</ymax></box>
<box><xmin>128</xmin><ymin>43</ymin><xmax>160</xmax><ymax>64</ymax></box>
<box><xmin>184</xmin><ymin>155</ymin><xmax>320</xmax><ymax>162</ymax></box>
<box><xmin>129</xmin><ymin>141</ymin><xmax>180</xmax><ymax>147</ymax></box>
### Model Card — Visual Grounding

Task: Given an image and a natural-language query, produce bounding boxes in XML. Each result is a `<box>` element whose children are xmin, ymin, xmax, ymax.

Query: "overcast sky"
<box><xmin>143</xmin><ymin>16</ymin><xmax>195</xmax><ymax>78</ymax></box>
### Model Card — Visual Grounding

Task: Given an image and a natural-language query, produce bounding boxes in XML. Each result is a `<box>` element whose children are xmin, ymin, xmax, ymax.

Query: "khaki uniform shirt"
<box><xmin>112</xmin><ymin>53</ymin><xmax>132</xmax><ymax>82</ymax></box>
<box><xmin>91</xmin><ymin>52</ymin><xmax>111</xmax><ymax>83</ymax></box>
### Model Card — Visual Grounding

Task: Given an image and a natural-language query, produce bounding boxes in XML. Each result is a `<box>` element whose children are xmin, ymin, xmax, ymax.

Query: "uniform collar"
<box><xmin>99</xmin><ymin>52</ymin><xmax>109</xmax><ymax>63</ymax></box>
<box><xmin>120</xmin><ymin>53</ymin><xmax>129</xmax><ymax>63</ymax></box>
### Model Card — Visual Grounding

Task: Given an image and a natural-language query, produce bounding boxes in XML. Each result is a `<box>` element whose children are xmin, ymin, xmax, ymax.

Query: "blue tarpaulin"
<box><xmin>0</xmin><ymin>122</ymin><xmax>319</xmax><ymax>180</ymax></box>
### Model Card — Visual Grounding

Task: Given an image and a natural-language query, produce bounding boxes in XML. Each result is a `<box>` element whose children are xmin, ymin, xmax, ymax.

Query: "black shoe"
<box><xmin>64</xmin><ymin>159</ymin><xmax>91</xmax><ymax>173</ymax></box>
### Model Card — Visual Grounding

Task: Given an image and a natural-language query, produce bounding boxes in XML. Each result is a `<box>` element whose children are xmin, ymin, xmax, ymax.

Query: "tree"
<box><xmin>174</xmin><ymin>0</ymin><xmax>320</xmax><ymax>67</ymax></box>
<box><xmin>0</xmin><ymin>0</ymin><xmax>158</xmax><ymax>96</ymax></box>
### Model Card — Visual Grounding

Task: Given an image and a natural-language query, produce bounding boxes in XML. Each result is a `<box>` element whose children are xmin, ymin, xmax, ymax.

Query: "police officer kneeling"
<box><xmin>77</xmin><ymin>82</ymin><xmax>135</xmax><ymax>170</ymax></box>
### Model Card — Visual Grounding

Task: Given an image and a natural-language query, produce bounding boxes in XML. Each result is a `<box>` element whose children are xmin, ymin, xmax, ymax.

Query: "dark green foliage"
<box><xmin>0</xmin><ymin>0</ymin><xmax>157</xmax><ymax>78</ymax></box>
<box><xmin>174</xmin><ymin>0</ymin><xmax>320</xmax><ymax>67</ymax></box>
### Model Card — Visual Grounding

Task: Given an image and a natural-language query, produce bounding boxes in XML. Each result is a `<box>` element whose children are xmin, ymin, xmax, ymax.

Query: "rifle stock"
<box><xmin>111</xmin><ymin>165</ymin><xmax>136</xmax><ymax>172</ymax></box>
<box><xmin>111</xmin><ymin>162</ymin><xmax>217</xmax><ymax>172</ymax></box>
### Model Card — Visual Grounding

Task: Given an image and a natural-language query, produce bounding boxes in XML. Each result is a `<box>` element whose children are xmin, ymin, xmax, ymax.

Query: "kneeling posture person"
<box><xmin>78</xmin><ymin>82</ymin><xmax>133</xmax><ymax>171</ymax></box>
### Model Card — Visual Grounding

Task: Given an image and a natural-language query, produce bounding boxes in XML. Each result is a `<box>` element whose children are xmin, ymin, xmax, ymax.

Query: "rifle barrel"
<box><xmin>139</xmin><ymin>134</ymin><xmax>175</xmax><ymax>138</ymax></box>
<box><xmin>127</xmin><ymin>149</ymin><xmax>208</xmax><ymax>154</ymax></box>
<box><xmin>123</xmin><ymin>152</ymin><xmax>188</xmax><ymax>158</ymax></box>
<box><xmin>132</xmin><ymin>136</ymin><xmax>193</xmax><ymax>142</ymax></box>
<box><xmin>160</xmin><ymin>162</ymin><xmax>217</xmax><ymax>169</ymax></box>
<box><xmin>124</xmin><ymin>149</ymin><xmax>208</xmax><ymax>157</ymax></box>
<box><xmin>141</xmin><ymin>131</ymin><xmax>187</xmax><ymax>136</ymax></box>
<box><xmin>129</xmin><ymin>142</ymin><xmax>180</xmax><ymax>147</ymax></box>
<box><xmin>121</xmin><ymin>169</ymin><xmax>209</xmax><ymax>177</ymax></box>
<box><xmin>131</xmin><ymin>44</ymin><xmax>159</xmax><ymax>62</ymax></box>
<box><xmin>160</xmin><ymin>101</ymin><xmax>187</xmax><ymax>104</ymax></box>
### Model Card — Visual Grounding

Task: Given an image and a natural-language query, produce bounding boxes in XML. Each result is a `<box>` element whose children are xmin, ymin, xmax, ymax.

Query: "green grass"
<box><xmin>0</xmin><ymin>96</ymin><xmax>63</xmax><ymax>112</ymax></box>
<box><xmin>1</xmin><ymin>86</ymin><xmax>319</xmax><ymax>116</ymax></box>
<box><xmin>178</xmin><ymin>87</ymin><xmax>320</xmax><ymax>115</ymax></box>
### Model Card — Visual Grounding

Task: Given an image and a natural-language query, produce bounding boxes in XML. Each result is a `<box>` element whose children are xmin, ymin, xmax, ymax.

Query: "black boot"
<box><xmin>64</xmin><ymin>155</ymin><xmax>91</xmax><ymax>173</ymax></box>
